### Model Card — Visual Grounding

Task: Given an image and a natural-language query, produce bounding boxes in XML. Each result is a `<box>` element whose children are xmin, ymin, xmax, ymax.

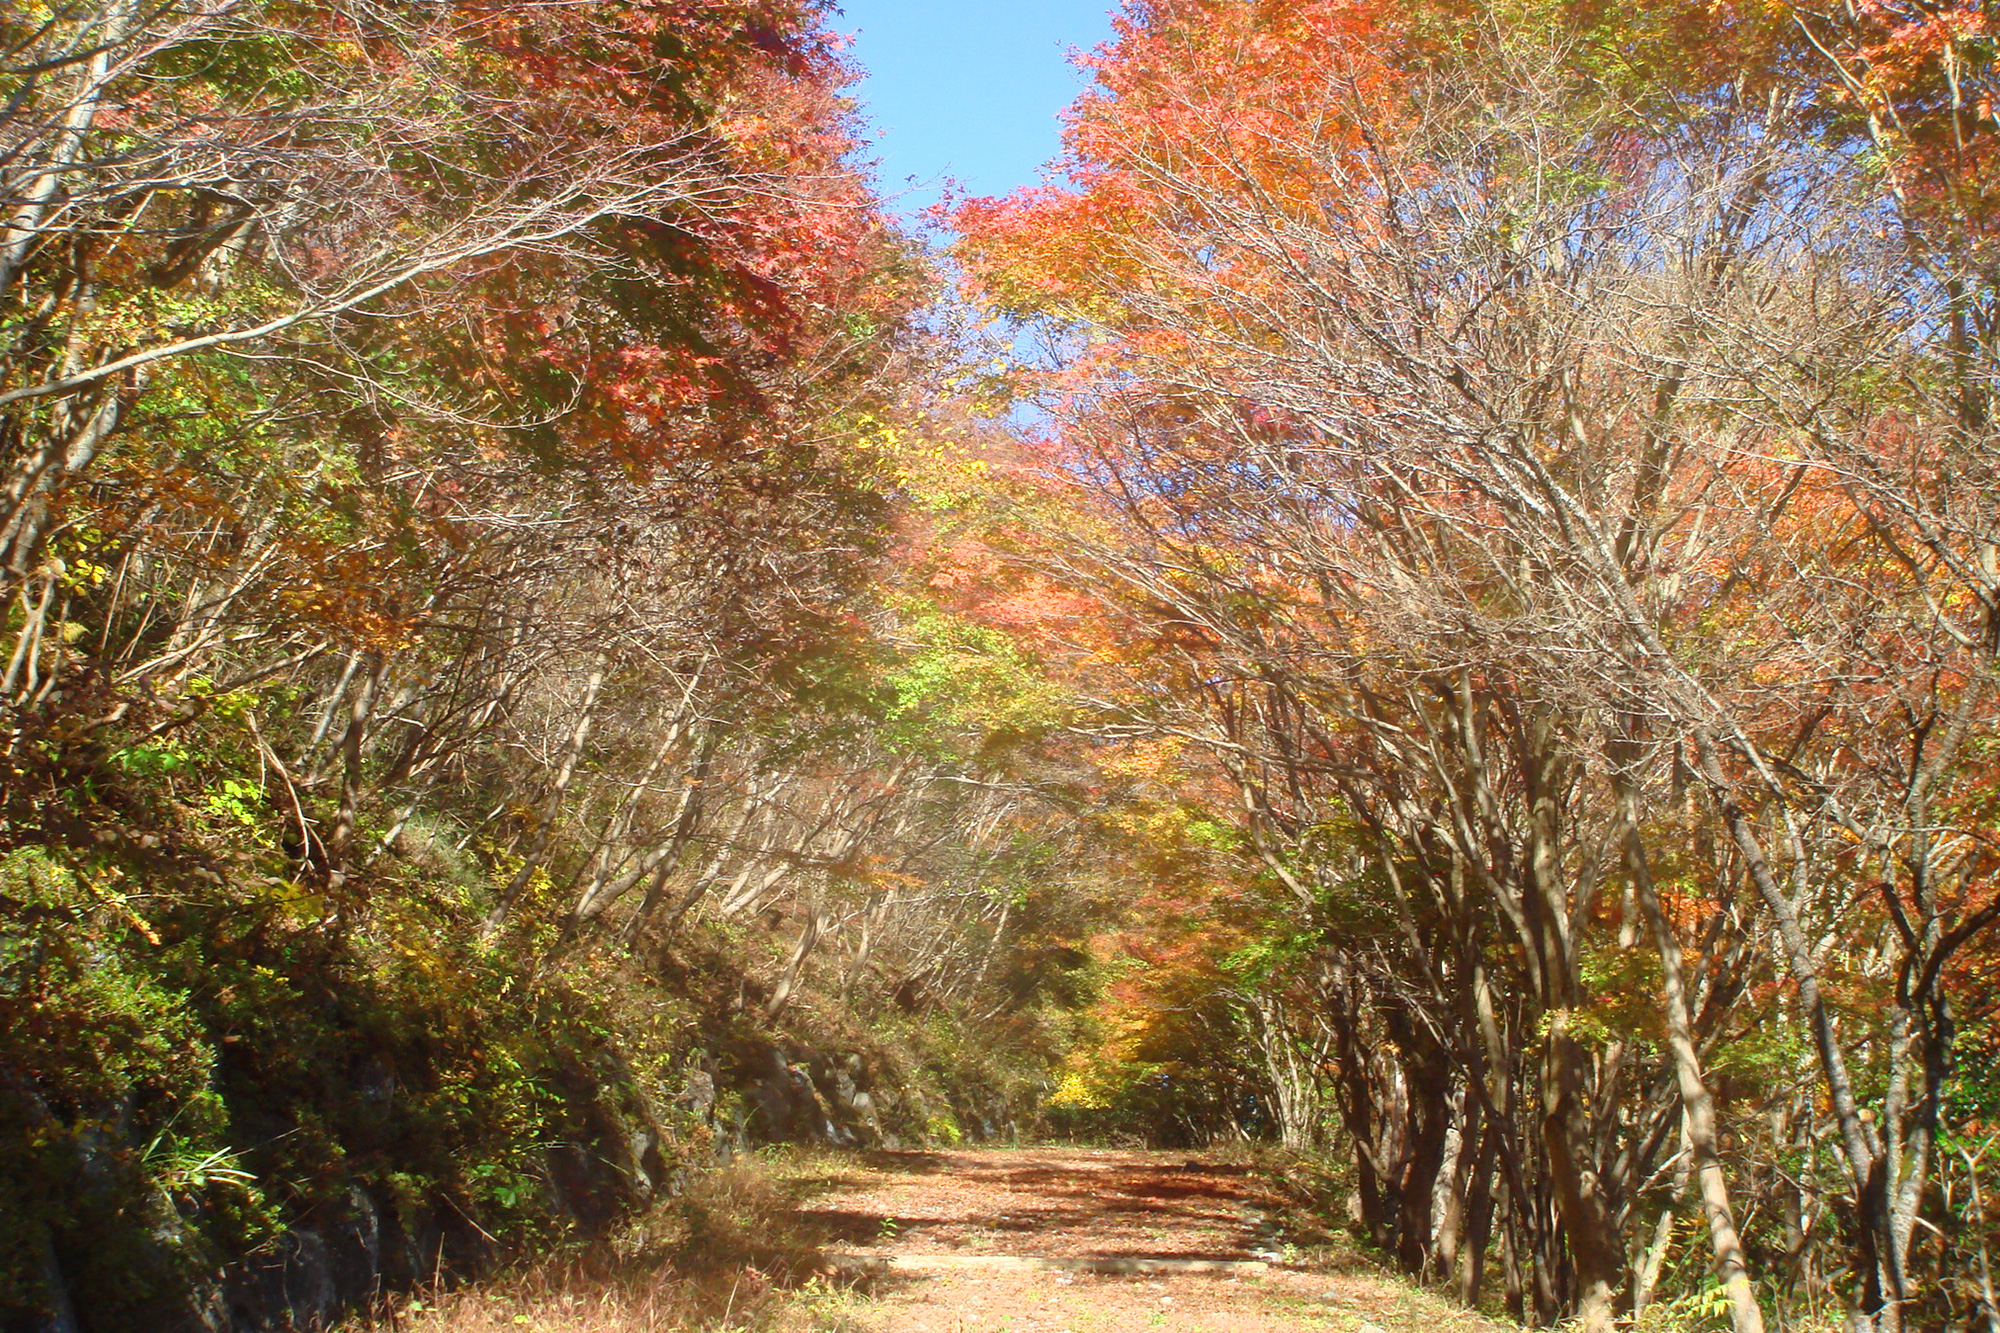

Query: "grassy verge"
<box><xmin>338</xmin><ymin>1151</ymin><xmax>880</xmax><ymax>1333</ymax></box>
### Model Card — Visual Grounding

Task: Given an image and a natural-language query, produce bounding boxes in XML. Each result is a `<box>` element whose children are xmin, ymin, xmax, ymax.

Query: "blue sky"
<box><xmin>837</xmin><ymin>1</ymin><xmax>1120</xmax><ymax>218</ymax></box>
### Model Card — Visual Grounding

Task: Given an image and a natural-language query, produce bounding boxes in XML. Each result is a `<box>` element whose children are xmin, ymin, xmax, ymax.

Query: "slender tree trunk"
<box><xmin>1542</xmin><ymin>1013</ymin><xmax>1622</xmax><ymax>1333</ymax></box>
<box><xmin>1623</xmin><ymin>804</ymin><xmax>1765</xmax><ymax>1333</ymax></box>
<box><xmin>766</xmin><ymin>898</ymin><xmax>830</xmax><ymax>1020</ymax></box>
<box><xmin>1687</xmin><ymin>728</ymin><xmax>1899</xmax><ymax>1330</ymax></box>
<box><xmin>1435</xmin><ymin>1088</ymin><xmax>1482</xmax><ymax>1283</ymax></box>
<box><xmin>486</xmin><ymin>655</ymin><xmax>607</xmax><ymax>931</ymax></box>
<box><xmin>322</xmin><ymin>653</ymin><xmax>385</xmax><ymax>901</ymax></box>
<box><xmin>1634</xmin><ymin>1208</ymin><xmax>1675</xmax><ymax>1319</ymax></box>
<box><xmin>1457</xmin><ymin>1128</ymin><xmax>1497</xmax><ymax>1307</ymax></box>
<box><xmin>1497</xmin><ymin>1162</ymin><xmax>1526</xmax><ymax>1324</ymax></box>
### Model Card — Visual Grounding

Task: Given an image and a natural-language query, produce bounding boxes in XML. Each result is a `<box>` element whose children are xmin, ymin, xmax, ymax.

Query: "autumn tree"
<box><xmin>0</xmin><ymin>4</ymin><xmax>1119</xmax><ymax>1327</ymax></box>
<box><xmin>957</xmin><ymin>1</ymin><xmax>2000</xmax><ymax>1328</ymax></box>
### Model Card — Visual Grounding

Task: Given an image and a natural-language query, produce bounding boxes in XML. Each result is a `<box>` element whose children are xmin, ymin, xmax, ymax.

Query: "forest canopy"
<box><xmin>955</xmin><ymin>1</ymin><xmax>2000</xmax><ymax>1329</ymax></box>
<box><xmin>3</xmin><ymin>2</ymin><xmax>1999</xmax><ymax>1333</ymax></box>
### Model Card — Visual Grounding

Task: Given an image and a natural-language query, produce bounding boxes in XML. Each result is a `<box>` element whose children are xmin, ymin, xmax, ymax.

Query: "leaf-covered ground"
<box><xmin>781</xmin><ymin>1149</ymin><xmax>1513</xmax><ymax>1333</ymax></box>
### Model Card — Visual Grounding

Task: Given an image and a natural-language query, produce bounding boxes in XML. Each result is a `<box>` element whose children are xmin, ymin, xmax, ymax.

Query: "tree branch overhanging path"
<box><xmin>951</xmin><ymin>1</ymin><xmax>2000</xmax><ymax>1330</ymax></box>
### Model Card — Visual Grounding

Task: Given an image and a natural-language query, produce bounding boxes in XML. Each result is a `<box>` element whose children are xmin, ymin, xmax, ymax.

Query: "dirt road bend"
<box><xmin>792</xmin><ymin>1149</ymin><xmax>1507</xmax><ymax>1333</ymax></box>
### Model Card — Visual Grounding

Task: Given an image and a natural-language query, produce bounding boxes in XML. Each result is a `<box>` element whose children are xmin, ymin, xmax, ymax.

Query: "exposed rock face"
<box><xmin>724</xmin><ymin>1042</ymin><xmax>908</xmax><ymax>1151</ymax></box>
<box><xmin>835</xmin><ymin>1056</ymin><xmax>888</xmax><ymax>1146</ymax></box>
<box><xmin>682</xmin><ymin>1068</ymin><xmax>716</xmax><ymax>1121</ymax></box>
<box><xmin>213</xmin><ymin>1185</ymin><xmax>479</xmax><ymax>1333</ymax></box>
<box><xmin>743</xmin><ymin>1047</ymin><xmax>833</xmax><ymax>1144</ymax></box>
<box><xmin>18</xmin><ymin>1034</ymin><xmax>948</xmax><ymax>1333</ymax></box>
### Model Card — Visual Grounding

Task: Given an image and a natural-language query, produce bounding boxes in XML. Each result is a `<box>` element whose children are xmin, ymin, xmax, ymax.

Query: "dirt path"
<box><xmin>789</xmin><ymin>1149</ymin><xmax>1508</xmax><ymax>1333</ymax></box>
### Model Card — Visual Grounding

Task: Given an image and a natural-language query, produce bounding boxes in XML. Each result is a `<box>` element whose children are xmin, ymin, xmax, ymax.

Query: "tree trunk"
<box><xmin>1687</xmin><ymin>728</ymin><xmax>1899</xmax><ymax>1330</ymax></box>
<box><xmin>1542</xmin><ymin>1015</ymin><xmax>1623</xmax><ymax>1333</ymax></box>
<box><xmin>1625</xmin><ymin>815</ymin><xmax>1765</xmax><ymax>1333</ymax></box>
<box><xmin>486</xmin><ymin>656</ymin><xmax>607</xmax><ymax>930</ymax></box>
<box><xmin>1455</xmin><ymin>1124</ymin><xmax>1498</xmax><ymax>1306</ymax></box>
<box><xmin>766</xmin><ymin>899</ymin><xmax>831</xmax><ymax>1020</ymax></box>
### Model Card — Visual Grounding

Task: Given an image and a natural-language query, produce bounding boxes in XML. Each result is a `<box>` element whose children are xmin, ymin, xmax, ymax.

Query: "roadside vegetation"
<box><xmin>0</xmin><ymin>4</ymin><xmax>1105</xmax><ymax>1329</ymax></box>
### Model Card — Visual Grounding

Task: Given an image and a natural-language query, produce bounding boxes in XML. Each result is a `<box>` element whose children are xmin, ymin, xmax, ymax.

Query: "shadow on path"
<box><xmin>798</xmin><ymin>1148</ymin><xmax>1282</xmax><ymax>1262</ymax></box>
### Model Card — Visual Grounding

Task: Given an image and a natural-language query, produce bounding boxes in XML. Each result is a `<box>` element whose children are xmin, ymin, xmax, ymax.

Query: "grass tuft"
<box><xmin>341</xmin><ymin>1154</ymin><xmax>857</xmax><ymax>1333</ymax></box>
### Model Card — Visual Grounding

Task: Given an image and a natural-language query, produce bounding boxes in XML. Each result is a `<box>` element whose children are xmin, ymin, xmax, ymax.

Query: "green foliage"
<box><xmin>1221</xmin><ymin>926</ymin><xmax>1323</xmax><ymax>984</ymax></box>
<box><xmin>0</xmin><ymin>848</ymin><xmax>268</xmax><ymax>1328</ymax></box>
<box><xmin>109</xmin><ymin>739</ymin><xmax>193</xmax><ymax>776</ymax></box>
<box><xmin>1571</xmin><ymin>939</ymin><xmax>1666</xmax><ymax>1048</ymax></box>
<box><xmin>880</xmin><ymin>606</ymin><xmax>1068</xmax><ymax>757</ymax></box>
<box><xmin>0</xmin><ymin>726</ymin><xmax>691</xmax><ymax>1325</ymax></box>
<box><xmin>200</xmin><ymin>778</ymin><xmax>269</xmax><ymax>831</ymax></box>
<box><xmin>1707</xmin><ymin>1022</ymin><xmax>1814</xmax><ymax>1096</ymax></box>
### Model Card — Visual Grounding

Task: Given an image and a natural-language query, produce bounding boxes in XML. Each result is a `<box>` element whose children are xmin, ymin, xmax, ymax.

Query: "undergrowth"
<box><xmin>0</xmin><ymin>703</ymin><xmax>1063</xmax><ymax>1331</ymax></box>
<box><xmin>338</xmin><ymin>1155</ymin><xmax>869</xmax><ymax>1333</ymax></box>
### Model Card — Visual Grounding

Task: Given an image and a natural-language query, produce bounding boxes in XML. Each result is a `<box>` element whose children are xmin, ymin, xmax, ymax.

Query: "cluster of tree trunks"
<box><xmin>954</xmin><ymin>2</ymin><xmax>2000</xmax><ymax>1327</ymax></box>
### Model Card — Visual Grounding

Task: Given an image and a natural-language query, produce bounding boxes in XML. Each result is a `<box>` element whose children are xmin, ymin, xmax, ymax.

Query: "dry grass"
<box><xmin>355</xmin><ymin>1267</ymin><xmax>756</xmax><ymax>1333</ymax></box>
<box><xmin>342</xmin><ymin>1157</ymin><xmax>861</xmax><ymax>1333</ymax></box>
